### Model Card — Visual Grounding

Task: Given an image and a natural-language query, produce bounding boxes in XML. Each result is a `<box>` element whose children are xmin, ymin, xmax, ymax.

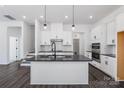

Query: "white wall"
<box><xmin>35</xmin><ymin>19</ymin><xmax>41</xmax><ymax>55</ymax></box>
<box><xmin>22</xmin><ymin>22</ymin><xmax>35</xmax><ymax>57</ymax></box>
<box><xmin>0</xmin><ymin>21</ymin><xmax>34</xmax><ymax>64</ymax></box>
<box><xmin>7</xmin><ymin>27</ymin><xmax>21</xmax><ymax>62</ymax></box>
<box><xmin>93</xmin><ymin>6</ymin><xmax>124</xmax><ymax>28</ymax></box>
<box><xmin>0</xmin><ymin>21</ymin><xmax>22</xmax><ymax>64</ymax></box>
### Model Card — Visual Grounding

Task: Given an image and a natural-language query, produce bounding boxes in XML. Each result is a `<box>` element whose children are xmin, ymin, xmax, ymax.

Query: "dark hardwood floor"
<box><xmin>0</xmin><ymin>62</ymin><xmax>123</xmax><ymax>88</ymax></box>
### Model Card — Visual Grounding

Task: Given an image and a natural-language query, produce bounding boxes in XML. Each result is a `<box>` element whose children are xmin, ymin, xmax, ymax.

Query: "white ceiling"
<box><xmin>0</xmin><ymin>5</ymin><xmax>121</xmax><ymax>25</ymax></box>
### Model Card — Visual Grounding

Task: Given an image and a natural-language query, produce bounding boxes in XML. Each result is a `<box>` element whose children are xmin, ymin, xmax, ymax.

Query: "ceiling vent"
<box><xmin>4</xmin><ymin>15</ymin><xmax>16</xmax><ymax>20</ymax></box>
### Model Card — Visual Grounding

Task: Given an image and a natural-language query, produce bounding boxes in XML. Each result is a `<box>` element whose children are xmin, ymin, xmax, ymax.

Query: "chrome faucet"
<box><xmin>51</xmin><ymin>40</ymin><xmax>56</xmax><ymax>59</ymax></box>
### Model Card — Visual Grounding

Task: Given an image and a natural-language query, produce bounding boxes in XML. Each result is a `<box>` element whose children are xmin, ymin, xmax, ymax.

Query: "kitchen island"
<box><xmin>25</xmin><ymin>55</ymin><xmax>92</xmax><ymax>85</ymax></box>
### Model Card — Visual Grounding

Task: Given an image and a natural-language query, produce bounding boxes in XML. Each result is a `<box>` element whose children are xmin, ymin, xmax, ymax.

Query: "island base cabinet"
<box><xmin>31</xmin><ymin>62</ymin><xmax>89</xmax><ymax>85</ymax></box>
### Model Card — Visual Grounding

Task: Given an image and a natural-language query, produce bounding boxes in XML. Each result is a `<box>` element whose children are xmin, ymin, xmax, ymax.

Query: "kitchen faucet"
<box><xmin>51</xmin><ymin>40</ymin><xmax>56</xmax><ymax>59</ymax></box>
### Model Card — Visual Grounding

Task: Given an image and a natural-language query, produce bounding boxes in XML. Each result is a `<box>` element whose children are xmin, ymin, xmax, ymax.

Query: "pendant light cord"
<box><xmin>72</xmin><ymin>5</ymin><xmax>74</xmax><ymax>25</ymax></box>
<box><xmin>44</xmin><ymin>5</ymin><xmax>46</xmax><ymax>24</ymax></box>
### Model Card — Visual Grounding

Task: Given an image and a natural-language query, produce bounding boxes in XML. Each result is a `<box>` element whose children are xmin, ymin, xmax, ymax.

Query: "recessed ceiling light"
<box><xmin>89</xmin><ymin>16</ymin><xmax>93</xmax><ymax>19</ymax></box>
<box><xmin>65</xmin><ymin>16</ymin><xmax>68</xmax><ymax>19</ymax></box>
<box><xmin>22</xmin><ymin>16</ymin><xmax>26</xmax><ymax>19</ymax></box>
<box><xmin>40</xmin><ymin>16</ymin><xmax>44</xmax><ymax>18</ymax></box>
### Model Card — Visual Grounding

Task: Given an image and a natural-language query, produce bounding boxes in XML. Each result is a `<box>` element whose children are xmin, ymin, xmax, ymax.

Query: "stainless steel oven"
<box><xmin>92</xmin><ymin>43</ymin><xmax>100</xmax><ymax>63</ymax></box>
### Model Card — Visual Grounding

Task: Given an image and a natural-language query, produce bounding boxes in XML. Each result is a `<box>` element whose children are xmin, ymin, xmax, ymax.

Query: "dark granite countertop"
<box><xmin>28</xmin><ymin>51</ymin><xmax>73</xmax><ymax>53</ymax></box>
<box><xmin>101</xmin><ymin>54</ymin><xmax>116</xmax><ymax>58</ymax></box>
<box><xmin>24</xmin><ymin>55</ymin><xmax>92</xmax><ymax>62</ymax></box>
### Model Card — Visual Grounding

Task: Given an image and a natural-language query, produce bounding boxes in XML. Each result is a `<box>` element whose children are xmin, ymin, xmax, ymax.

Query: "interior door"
<box><xmin>73</xmin><ymin>39</ymin><xmax>79</xmax><ymax>55</ymax></box>
<box><xmin>117</xmin><ymin>31</ymin><xmax>124</xmax><ymax>80</ymax></box>
<box><xmin>9</xmin><ymin>36</ymin><xmax>18</xmax><ymax>63</ymax></box>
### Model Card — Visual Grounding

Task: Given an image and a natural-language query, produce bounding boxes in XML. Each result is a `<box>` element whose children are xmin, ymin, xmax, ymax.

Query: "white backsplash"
<box><xmin>106</xmin><ymin>45</ymin><xmax>116</xmax><ymax>54</ymax></box>
<box><xmin>40</xmin><ymin>42</ymin><xmax>73</xmax><ymax>52</ymax></box>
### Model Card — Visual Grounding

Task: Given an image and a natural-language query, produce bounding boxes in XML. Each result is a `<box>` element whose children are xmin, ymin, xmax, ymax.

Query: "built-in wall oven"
<box><xmin>92</xmin><ymin>43</ymin><xmax>101</xmax><ymax>63</ymax></box>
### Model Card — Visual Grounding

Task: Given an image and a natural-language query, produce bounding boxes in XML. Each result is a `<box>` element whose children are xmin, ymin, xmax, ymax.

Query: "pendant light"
<box><xmin>72</xmin><ymin>5</ymin><xmax>75</xmax><ymax>30</ymax></box>
<box><xmin>44</xmin><ymin>5</ymin><xmax>47</xmax><ymax>29</ymax></box>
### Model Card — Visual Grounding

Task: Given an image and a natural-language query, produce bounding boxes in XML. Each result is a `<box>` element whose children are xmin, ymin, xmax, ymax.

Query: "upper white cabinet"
<box><xmin>106</xmin><ymin>21</ymin><xmax>116</xmax><ymax>45</ymax></box>
<box><xmin>51</xmin><ymin>31</ymin><xmax>63</xmax><ymax>39</ymax></box>
<box><xmin>40</xmin><ymin>31</ymin><xmax>72</xmax><ymax>46</ymax></box>
<box><xmin>63</xmin><ymin>31</ymin><xmax>72</xmax><ymax>45</ymax></box>
<box><xmin>41</xmin><ymin>31</ymin><xmax>51</xmax><ymax>45</ymax></box>
<box><xmin>116</xmin><ymin>13</ymin><xmax>124</xmax><ymax>32</ymax></box>
<box><xmin>91</xmin><ymin>25</ymin><xmax>106</xmax><ymax>43</ymax></box>
<box><xmin>91</xmin><ymin>26</ymin><xmax>100</xmax><ymax>43</ymax></box>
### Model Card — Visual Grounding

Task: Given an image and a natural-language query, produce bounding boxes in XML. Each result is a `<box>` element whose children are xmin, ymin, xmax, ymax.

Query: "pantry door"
<box><xmin>117</xmin><ymin>31</ymin><xmax>124</xmax><ymax>80</ymax></box>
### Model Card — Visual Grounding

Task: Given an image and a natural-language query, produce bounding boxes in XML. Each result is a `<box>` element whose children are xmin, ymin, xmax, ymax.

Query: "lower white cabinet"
<box><xmin>101</xmin><ymin>55</ymin><xmax>116</xmax><ymax>79</ymax></box>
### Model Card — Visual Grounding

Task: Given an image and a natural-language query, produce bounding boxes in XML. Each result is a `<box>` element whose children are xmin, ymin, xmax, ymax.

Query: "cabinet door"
<box><xmin>107</xmin><ymin>21</ymin><xmax>115</xmax><ymax>45</ymax></box>
<box><xmin>95</xmin><ymin>26</ymin><xmax>101</xmax><ymax>41</ymax></box>
<box><xmin>101</xmin><ymin>55</ymin><xmax>108</xmax><ymax>73</ymax></box>
<box><xmin>91</xmin><ymin>29</ymin><xmax>97</xmax><ymax>43</ymax></box>
<box><xmin>63</xmin><ymin>31</ymin><xmax>72</xmax><ymax>45</ymax></box>
<box><xmin>101</xmin><ymin>55</ymin><xmax>110</xmax><ymax>75</ymax></box>
<box><xmin>41</xmin><ymin>31</ymin><xmax>50</xmax><ymax>45</ymax></box>
<box><xmin>91</xmin><ymin>26</ymin><xmax>102</xmax><ymax>43</ymax></box>
<box><xmin>101</xmin><ymin>55</ymin><xmax>116</xmax><ymax>78</ymax></box>
<box><xmin>108</xmin><ymin>57</ymin><xmax>116</xmax><ymax>78</ymax></box>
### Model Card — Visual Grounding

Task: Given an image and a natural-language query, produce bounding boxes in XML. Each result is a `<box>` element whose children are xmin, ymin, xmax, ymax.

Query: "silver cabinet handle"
<box><xmin>112</xmin><ymin>40</ymin><xmax>115</xmax><ymax>43</ymax></box>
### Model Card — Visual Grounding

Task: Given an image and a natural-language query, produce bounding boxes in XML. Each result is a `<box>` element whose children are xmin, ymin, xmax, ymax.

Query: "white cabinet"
<box><xmin>91</xmin><ymin>25</ymin><xmax>106</xmax><ymax>43</ymax></box>
<box><xmin>41</xmin><ymin>31</ymin><xmax>50</xmax><ymax>45</ymax></box>
<box><xmin>109</xmin><ymin>57</ymin><xmax>116</xmax><ymax>78</ymax></box>
<box><xmin>91</xmin><ymin>26</ymin><xmax>100</xmax><ymax>43</ymax></box>
<box><xmin>51</xmin><ymin>31</ymin><xmax>63</xmax><ymax>39</ymax></box>
<box><xmin>41</xmin><ymin>31</ymin><xmax>72</xmax><ymax>46</ymax></box>
<box><xmin>91</xmin><ymin>30</ymin><xmax>96</xmax><ymax>43</ymax></box>
<box><xmin>101</xmin><ymin>55</ymin><xmax>116</xmax><ymax>79</ymax></box>
<box><xmin>106</xmin><ymin>21</ymin><xmax>116</xmax><ymax>45</ymax></box>
<box><xmin>63</xmin><ymin>31</ymin><xmax>72</xmax><ymax>45</ymax></box>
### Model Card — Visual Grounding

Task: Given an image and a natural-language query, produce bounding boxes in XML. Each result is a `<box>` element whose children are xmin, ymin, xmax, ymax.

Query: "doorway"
<box><xmin>9</xmin><ymin>36</ymin><xmax>19</xmax><ymax>63</ymax></box>
<box><xmin>73</xmin><ymin>39</ymin><xmax>79</xmax><ymax>55</ymax></box>
<box><xmin>117</xmin><ymin>31</ymin><xmax>124</xmax><ymax>80</ymax></box>
<box><xmin>7</xmin><ymin>27</ymin><xmax>21</xmax><ymax>63</ymax></box>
